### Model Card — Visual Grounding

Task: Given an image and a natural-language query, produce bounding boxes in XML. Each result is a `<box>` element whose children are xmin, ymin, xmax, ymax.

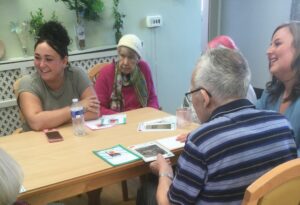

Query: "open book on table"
<box><xmin>138</xmin><ymin>116</ymin><xmax>177</xmax><ymax>132</ymax></box>
<box><xmin>85</xmin><ymin>114</ymin><xmax>127</xmax><ymax>130</ymax></box>
<box><xmin>94</xmin><ymin>135</ymin><xmax>185</xmax><ymax>165</ymax></box>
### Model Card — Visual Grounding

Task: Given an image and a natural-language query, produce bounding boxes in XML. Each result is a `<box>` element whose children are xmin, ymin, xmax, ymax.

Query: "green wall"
<box><xmin>0</xmin><ymin>0</ymin><xmax>202</xmax><ymax>114</ymax></box>
<box><xmin>0</xmin><ymin>0</ymin><xmax>116</xmax><ymax>59</ymax></box>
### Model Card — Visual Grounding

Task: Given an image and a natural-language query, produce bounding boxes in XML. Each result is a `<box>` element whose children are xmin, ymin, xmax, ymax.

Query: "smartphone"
<box><xmin>45</xmin><ymin>131</ymin><xmax>64</xmax><ymax>143</ymax></box>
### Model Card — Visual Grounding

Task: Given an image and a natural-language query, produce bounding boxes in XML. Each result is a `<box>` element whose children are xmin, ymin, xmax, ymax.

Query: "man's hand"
<box><xmin>150</xmin><ymin>154</ymin><xmax>173</xmax><ymax>176</ymax></box>
<box><xmin>150</xmin><ymin>154</ymin><xmax>173</xmax><ymax>205</ymax></box>
<box><xmin>176</xmin><ymin>133</ymin><xmax>189</xmax><ymax>143</ymax></box>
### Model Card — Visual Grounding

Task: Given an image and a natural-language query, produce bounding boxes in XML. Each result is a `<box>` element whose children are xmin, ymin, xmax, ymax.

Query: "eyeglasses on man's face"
<box><xmin>185</xmin><ymin>87</ymin><xmax>211</xmax><ymax>103</ymax></box>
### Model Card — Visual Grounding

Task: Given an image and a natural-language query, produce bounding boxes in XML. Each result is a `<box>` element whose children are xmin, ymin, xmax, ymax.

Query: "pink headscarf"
<box><xmin>207</xmin><ymin>35</ymin><xmax>237</xmax><ymax>50</ymax></box>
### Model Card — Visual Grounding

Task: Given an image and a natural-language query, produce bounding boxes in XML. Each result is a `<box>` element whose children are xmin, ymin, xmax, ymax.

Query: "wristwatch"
<box><xmin>159</xmin><ymin>172</ymin><xmax>174</xmax><ymax>180</ymax></box>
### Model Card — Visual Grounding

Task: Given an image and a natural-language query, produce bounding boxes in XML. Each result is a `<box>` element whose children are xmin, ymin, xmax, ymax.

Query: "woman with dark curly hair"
<box><xmin>17</xmin><ymin>21</ymin><xmax>99</xmax><ymax>131</ymax></box>
<box><xmin>256</xmin><ymin>21</ymin><xmax>300</xmax><ymax>154</ymax></box>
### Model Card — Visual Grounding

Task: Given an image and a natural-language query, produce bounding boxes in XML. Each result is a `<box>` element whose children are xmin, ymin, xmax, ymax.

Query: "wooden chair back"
<box><xmin>13</xmin><ymin>77</ymin><xmax>22</xmax><ymax>98</ymax></box>
<box><xmin>88</xmin><ymin>63</ymin><xmax>109</xmax><ymax>84</ymax></box>
<box><xmin>242</xmin><ymin>158</ymin><xmax>300</xmax><ymax>205</ymax></box>
<box><xmin>13</xmin><ymin>77</ymin><xmax>25</xmax><ymax>133</ymax></box>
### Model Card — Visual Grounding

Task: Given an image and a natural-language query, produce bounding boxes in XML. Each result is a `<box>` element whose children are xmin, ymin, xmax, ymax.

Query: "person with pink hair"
<box><xmin>207</xmin><ymin>35</ymin><xmax>257</xmax><ymax>104</ymax></box>
<box><xmin>207</xmin><ymin>35</ymin><xmax>238</xmax><ymax>49</ymax></box>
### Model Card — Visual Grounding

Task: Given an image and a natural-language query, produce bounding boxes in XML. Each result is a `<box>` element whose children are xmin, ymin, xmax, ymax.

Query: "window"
<box><xmin>290</xmin><ymin>0</ymin><xmax>300</xmax><ymax>20</ymax></box>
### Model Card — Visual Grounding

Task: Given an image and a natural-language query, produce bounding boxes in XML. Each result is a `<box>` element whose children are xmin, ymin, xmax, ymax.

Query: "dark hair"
<box><xmin>266</xmin><ymin>21</ymin><xmax>300</xmax><ymax>103</ymax></box>
<box><xmin>34</xmin><ymin>21</ymin><xmax>70</xmax><ymax>58</ymax></box>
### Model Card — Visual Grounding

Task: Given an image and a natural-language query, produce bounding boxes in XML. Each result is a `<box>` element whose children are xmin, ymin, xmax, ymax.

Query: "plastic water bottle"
<box><xmin>71</xmin><ymin>98</ymin><xmax>86</xmax><ymax>136</ymax></box>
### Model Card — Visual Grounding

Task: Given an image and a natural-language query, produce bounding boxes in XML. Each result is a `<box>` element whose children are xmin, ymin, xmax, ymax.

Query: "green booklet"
<box><xmin>93</xmin><ymin>144</ymin><xmax>141</xmax><ymax>166</ymax></box>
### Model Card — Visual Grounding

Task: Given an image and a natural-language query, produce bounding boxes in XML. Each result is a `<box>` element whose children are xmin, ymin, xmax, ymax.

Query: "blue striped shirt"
<box><xmin>169</xmin><ymin>99</ymin><xmax>297</xmax><ymax>205</ymax></box>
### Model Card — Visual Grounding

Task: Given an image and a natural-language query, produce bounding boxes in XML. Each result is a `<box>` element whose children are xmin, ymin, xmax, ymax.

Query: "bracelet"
<box><xmin>159</xmin><ymin>172</ymin><xmax>174</xmax><ymax>180</ymax></box>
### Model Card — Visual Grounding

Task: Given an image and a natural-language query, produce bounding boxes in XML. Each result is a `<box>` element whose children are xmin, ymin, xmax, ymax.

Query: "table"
<box><xmin>0</xmin><ymin>107</ymin><xmax>198</xmax><ymax>205</ymax></box>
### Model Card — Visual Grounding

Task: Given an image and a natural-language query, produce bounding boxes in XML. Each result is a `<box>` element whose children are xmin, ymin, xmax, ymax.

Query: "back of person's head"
<box><xmin>117</xmin><ymin>34</ymin><xmax>143</xmax><ymax>58</ymax></box>
<box><xmin>207</xmin><ymin>35</ymin><xmax>238</xmax><ymax>50</ymax></box>
<box><xmin>34</xmin><ymin>21</ymin><xmax>70</xmax><ymax>58</ymax></box>
<box><xmin>193</xmin><ymin>48</ymin><xmax>250</xmax><ymax>103</ymax></box>
<box><xmin>0</xmin><ymin>148</ymin><xmax>23</xmax><ymax>205</ymax></box>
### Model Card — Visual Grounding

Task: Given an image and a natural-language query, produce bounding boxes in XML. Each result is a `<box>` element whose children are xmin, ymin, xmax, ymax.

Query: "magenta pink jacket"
<box><xmin>94</xmin><ymin>60</ymin><xmax>159</xmax><ymax>115</ymax></box>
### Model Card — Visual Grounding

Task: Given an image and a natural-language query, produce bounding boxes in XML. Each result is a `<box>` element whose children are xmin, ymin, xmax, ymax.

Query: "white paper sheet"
<box><xmin>85</xmin><ymin>114</ymin><xmax>126</xmax><ymax>130</ymax></box>
<box><xmin>157</xmin><ymin>135</ymin><xmax>185</xmax><ymax>150</ymax></box>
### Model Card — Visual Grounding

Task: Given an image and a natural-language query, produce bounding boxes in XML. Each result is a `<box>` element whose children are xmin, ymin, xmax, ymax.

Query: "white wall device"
<box><xmin>146</xmin><ymin>15</ymin><xmax>163</xmax><ymax>28</ymax></box>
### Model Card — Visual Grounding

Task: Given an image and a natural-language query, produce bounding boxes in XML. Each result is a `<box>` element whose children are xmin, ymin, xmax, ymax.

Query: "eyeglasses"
<box><xmin>185</xmin><ymin>87</ymin><xmax>211</xmax><ymax>103</ymax></box>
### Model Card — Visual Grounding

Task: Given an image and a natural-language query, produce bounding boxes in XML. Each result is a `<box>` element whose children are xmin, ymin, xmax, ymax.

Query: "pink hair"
<box><xmin>207</xmin><ymin>35</ymin><xmax>238</xmax><ymax>50</ymax></box>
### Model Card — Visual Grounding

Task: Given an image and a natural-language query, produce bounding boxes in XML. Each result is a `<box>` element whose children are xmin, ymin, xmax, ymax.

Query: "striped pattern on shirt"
<box><xmin>169</xmin><ymin>99</ymin><xmax>297</xmax><ymax>205</ymax></box>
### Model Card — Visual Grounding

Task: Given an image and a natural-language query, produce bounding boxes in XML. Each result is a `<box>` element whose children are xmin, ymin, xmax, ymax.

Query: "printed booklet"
<box><xmin>85</xmin><ymin>114</ymin><xmax>127</xmax><ymax>130</ymax></box>
<box><xmin>93</xmin><ymin>144</ymin><xmax>140</xmax><ymax>166</ymax></box>
<box><xmin>138</xmin><ymin>116</ymin><xmax>176</xmax><ymax>132</ymax></box>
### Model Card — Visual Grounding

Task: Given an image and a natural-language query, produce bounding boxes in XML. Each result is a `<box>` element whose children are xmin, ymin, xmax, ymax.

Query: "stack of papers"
<box><xmin>85</xmin><ymin>114</ymin><xmax>127</xmax><ymax>130</ymax></box>
<box><xmin>138</xmin><ymin>116</ymin><xmax>176</xmax><ymax>132</ymax></box>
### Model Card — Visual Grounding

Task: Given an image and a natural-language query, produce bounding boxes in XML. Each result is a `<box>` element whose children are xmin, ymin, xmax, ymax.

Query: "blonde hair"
<box><xmin>0</xmin><ymin>148</ymin><xmax>23</xmax><ymax>205</ymax></box>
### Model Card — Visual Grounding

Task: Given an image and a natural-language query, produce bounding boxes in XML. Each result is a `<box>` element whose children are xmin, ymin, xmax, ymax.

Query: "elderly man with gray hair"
<box><xmin>137</xmin><ymin>48</ymin><xmax>297</xmax><ymax>205</ymax></box>
<box><xmin>0</xmin><ymin>148</ymin><xmax>26</xmax><ymax>205</ymax></box>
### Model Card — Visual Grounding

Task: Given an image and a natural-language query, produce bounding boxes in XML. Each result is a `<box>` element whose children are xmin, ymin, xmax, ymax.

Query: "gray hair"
<box><xmin>193</xmin><ymin>48</ymin><xmax>251</xmax><ymax>102</ymax></box>
<box><xmin>0</xmin><ymin>148</ymin><xmax>23</xmax><ymax>205</ymax></box>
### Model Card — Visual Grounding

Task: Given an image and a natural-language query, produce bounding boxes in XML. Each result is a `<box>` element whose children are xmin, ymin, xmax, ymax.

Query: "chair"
<box><xmin>88</xmin><ymin>63</ymin><xmax>109</xmax><ymax>84</ymax></box>
<box><xmin>242</xmin><ymin>158</ymin><xmax>300</xmax><ymax>205</ymax></box>
<box><xmin>88</xmin><ymin>62</ymin><xmax>130</xmax><ymax>202</ymax></box>
<box><xmin>12</xmin><ymin>77</ymin><xmax>25</xmax><ymax>134</ymax></box>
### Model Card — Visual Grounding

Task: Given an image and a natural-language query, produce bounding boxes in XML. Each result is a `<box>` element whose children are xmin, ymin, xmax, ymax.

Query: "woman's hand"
<box><xmin>80</xmin><ymin>95</ymin><xmax>100</xmax><ymax>114</ymax></box>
